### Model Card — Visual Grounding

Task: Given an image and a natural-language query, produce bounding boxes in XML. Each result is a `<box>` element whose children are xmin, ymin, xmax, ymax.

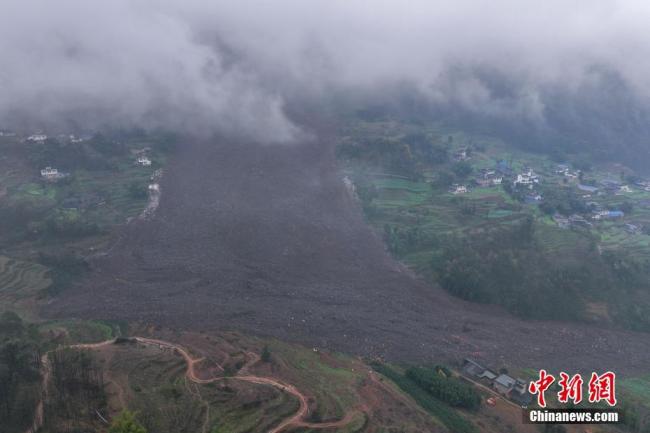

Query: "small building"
<box><xmin>494</xmin><ymin>374</ymin><xmax>516</xmax><ymax>395</ymax></box>
<box><xmin>625</xmin><ymin>223</ymin><xmax>640</xmax><ymax>234</ymax></box>
<box><xmin>40</xmin><ymin>167</ymin><xmax>59</xmax><ymax>180</ymax></box>
<box><xmin>462</xmin><ymin>358</ymin><xmax>486</xmax><ymax>377</ymax></box>
<box><xmin>68</xmin><ymin>134</ymin><xmax>87</xmax><ymax>143</ymax></box>
<box><xmin>509</xmin><ymin>383</ymin><xmax>534</xmax><ymax>407</ymax></box>
<box><xmin>27</xmin><ymin>134</ymin><xmax>48</xmax><ymax>142</ymax></box>
<box><xmin>514</xmin><ymin>169</ymin><xmax>539</xmax><ymax>189</ymax></box>
<box><xmin>555</xmin><ymin>164</ymin><xmax>570</xmax><ymax>174</ymax></box>
<box><xmin>553</xmin><ymin>214</ymin><xmax>569</xmax><ymax>229</ymax></box>
<box><xmin>453</xmin><ymin>149</ymin><xmax>470</xmax><ymax>161</ymax></box>
<box><xmin>593</xmin><ymin>210</ymin><xmax>624</xmax><ymax>220</ymax></box>
<box><xmin>136</xmin><ymin>156</ymin><xmax>152</xmax><ymax>166</ymax></box>
<box><xmin>475</xmin><ymin>169</ymin><xmax>502</xmax><ymax>187</ymax></box>
<box><xmin>478</xmin><ymin>369</ymin><xmax>497</xmax><ymax>381</ymax></box>
<box><xmin>524</xmin><ymin>194</ymin><xmax>543</xmax><ymax>204</ymax></box>
<box><xmin>569</xmin><ymin>214</ymin><xmax>592</xmax><ymax>228</ymax></box>
<box><xmin>600</xmin><ymin>179</ymin><xmax>622</xmax><ymax>192</ymax></box>
<box><xmin>450</xmin><ymin>184</ymin><xmax>468</xmax><ymax>194</ymax></box>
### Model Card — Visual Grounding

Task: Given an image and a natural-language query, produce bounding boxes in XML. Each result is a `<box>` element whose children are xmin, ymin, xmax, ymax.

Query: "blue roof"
<box><xmin>608</xmin><ymin>210</ymin><xmax>624</xmax><ymax>217</ymax></box>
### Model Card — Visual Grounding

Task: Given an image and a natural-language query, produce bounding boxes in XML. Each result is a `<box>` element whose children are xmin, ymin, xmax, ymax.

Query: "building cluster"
<box><xmin>133</xmin><ymin>147</ymin><xmax>153</xmax><ymax>167</ymax></box>
<box><xmin>27</xmin><ymin>134</ymin><xmax>48</xmax><ymax>143</ymax></box>
<box><xmin>475</xmin><ymin>168</ymin><xmax>503</xmax><ymax>188</ymax></box>
<box><xmin>453</xmin><ymin>148</ymin><xmax>470</xmax><ymax>161</ymax></box>
<box><xmin>462</xmin><ymin>358</ymin><xmax>533</xmax><ymax>407</ymax></box>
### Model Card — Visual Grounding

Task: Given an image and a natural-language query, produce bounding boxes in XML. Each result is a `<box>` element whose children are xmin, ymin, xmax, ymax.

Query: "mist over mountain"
<box><xmin>3</xmin><ymin>0</ymin><xmax>650</xmax><ymax>163</ymax></box>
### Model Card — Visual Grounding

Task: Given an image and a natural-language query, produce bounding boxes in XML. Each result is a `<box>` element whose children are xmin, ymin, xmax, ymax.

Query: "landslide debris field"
<box><xmin>46</xmin><ymin>136</ymin><xmax>650</xmax><ymax>375</ymax></box>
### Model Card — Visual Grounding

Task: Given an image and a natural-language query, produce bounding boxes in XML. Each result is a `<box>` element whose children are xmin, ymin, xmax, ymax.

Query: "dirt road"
<box><xmin>28</xmin><ymin>337</ymin><xmax>360</xmax><ymax>433</ymax></box>
<box><xmin>132</xmin><ymin>337</ymin><xmax>360</xmax><ymax>432</ymax></box>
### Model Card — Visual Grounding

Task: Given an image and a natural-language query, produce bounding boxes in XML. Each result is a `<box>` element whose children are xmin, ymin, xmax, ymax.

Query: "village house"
<box><xmin>27</xmin><ymin>134</ymin><xmax>47</xmax><ymax>142</ymax></box>
<box><xmin>453</xmin><ymin>149</ymin><xmax>470</xmax><ymax>161</ymax></box>
<box><xmin>136</xmin><ymin>156</ymin><xmax>152</xmax><ymax>167</ymax></box>
<box><xmin>0</xmin><ymin>130</ymin><xmax>16</xmax><ymax>137</ymax></box>
<box><xmin>510</xmin><ymin>379</ymin><xmax>533</xmax><ymax>407</ymax></box>
<box><xmin>569</xmin><ymin>214</ymin><xmax>592</xmax><ymax>228</ymax></box>
<box><xmin>625</xmin><ymin>223</ymin><xmax>640</xmax><ymax>234</ymax></box>
<box><xmin>524</xmin><ymin>193</ymin><xmax>543</xmax><ymax>204</ymax></box>
<box><xmin>475</xmin><ymin>169</ymin><xmax>503</xmax><ymax>187</ymax></box>
<box><xmin>462</xmin><ymin>358</ymin><xmax>486</xmax><ymax>377</ymax></box>
<box><xmin>68</xmin><ymin>134</ymin><xmax>88</xmax><ymax>143</ymax></box>
<box><xmin>617</xmin><ymin>185</ymin><xmax>633</xmax><ymax>194</ymax></box>
<box><xmin>555</xmin><ymin>164</ymin><xmax>580</xmax><ymax>179</ymax></box>
<box><xmin>40</xmin><ymin>167</ymin><xmax>61</xmax><ymax>180</ymax></box>
<box><xmin>600</xmin><ymin>179</ymin><xmax>622</xmax><ymax>193</ymax></box>
<box><xmin>514</xmin><ymin>169</ymin><xmax>539</xmax><ymax>189</ymax></box>
<box><xmin>555</xmin><ymin>164</ymin><xmax>570</xmax><ymax>174</ymax></box>
<box><xmin>494</xmin><ymin>374</ymin><xmax>516</xmax><ymax>395</ymax></box>
<box><xmin>450</xmin><ymin>184</ymin><xmax>468</xmax><ymax>194</ymax></box>
<box><xmin>553</xmin><ymin>214</ymin><xmax>569</xmax><ymax>229</ymax></box>
<box><xmin>593</xmin><ymin>210</ymin><xmax>625</xmax><ymax>220</ymax></box>
<box><xmin>634</xmin><ymin>180</ymin><xmax>650</xmax><ymax>192</ymax></box>
<box><xmin>461</xmin><ymin>359</ymin><xmax>532</xmax><ymax>407</ymax></box>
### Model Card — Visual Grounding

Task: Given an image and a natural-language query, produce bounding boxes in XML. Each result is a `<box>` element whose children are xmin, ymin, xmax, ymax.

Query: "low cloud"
<box><xmin>3</xmin><ymin>1</ymin><xmax>650</xmax><ymax>141</ymax></box>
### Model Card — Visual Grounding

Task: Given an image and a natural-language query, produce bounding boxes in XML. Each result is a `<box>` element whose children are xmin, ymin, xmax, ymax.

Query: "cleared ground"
<box><xmin>45</xmin><ymin>135</ymin><xmax>650</xmax><ymax>376</ymax></box>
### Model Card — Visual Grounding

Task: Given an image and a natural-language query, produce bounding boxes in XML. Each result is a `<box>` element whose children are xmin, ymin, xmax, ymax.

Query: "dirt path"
<box><xmin>29</xmin><ymin>337</ymin><xmax>362</xmax><ymax>433</ymax></box>
<box><xmin>131</xmin><ymin>337</ymin><xmax>359</xmax><ymax>432</ymax></box>
<box><xmin>25</xmin><ymin>339</ymin><xmax>117</xmax><ymax>433</ymax></box>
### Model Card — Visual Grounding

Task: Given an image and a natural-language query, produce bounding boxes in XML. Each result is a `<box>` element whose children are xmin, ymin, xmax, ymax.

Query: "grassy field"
<box><xmin>261</xmin><ymin>337</ymin><xmax>364</xmax><ymax>421</ymax></box>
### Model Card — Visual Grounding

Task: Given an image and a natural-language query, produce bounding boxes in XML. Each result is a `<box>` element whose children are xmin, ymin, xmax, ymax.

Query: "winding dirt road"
<box><xmin>133</xmin><ymin>337</ymin><xmax>362</xmax><ymax>432</ymax></box>
<box><xmin>29</xmin><ymin>337</ymin><xmax>363</xmax><ymax>433</ymax></box>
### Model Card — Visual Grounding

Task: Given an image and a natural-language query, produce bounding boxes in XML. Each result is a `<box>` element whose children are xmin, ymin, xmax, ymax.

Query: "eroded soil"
<box><xmin>45</xmin><ymin>135</ymin><xmax>650</xmax><ymax>375</ymax></box>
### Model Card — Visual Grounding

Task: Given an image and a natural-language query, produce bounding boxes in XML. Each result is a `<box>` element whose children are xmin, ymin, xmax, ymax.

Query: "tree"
<box><xmin>261</xmin><ymin>346</ymin><xmax>271</xmax><ymax>363</ymax></box>
<box><xmin>109</xmin><ymin>410</ymin><xmax>147</xmax><ymax>433</ymax></box>
<box><xmin>451</xmin><ymin>161</ymin><xmax>473</xmax><ymax>179</ymax></box>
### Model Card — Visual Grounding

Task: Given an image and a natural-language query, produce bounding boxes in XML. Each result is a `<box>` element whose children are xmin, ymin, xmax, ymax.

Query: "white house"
<box><xmin>514</xmin><ymin>169</ymin><xmax>539</xmax><ymax>189</ymax></box>
<box><xmin>136</xmin><ymin>156</ymin><xmax>152</xmax><ymax>166</ymax></box>
<box><xmin>40</xmin><ymin>167</ymin><xmax>59</xmax><ymax>179</ymax></box>
<box><xmin>69</xmin><ymin>134</ymin><xmax>86</xmax><ymax>143</ymax></box>
<box><xmin>27</xmin><ymin>134</ymin><xmax>47</xmax><ymax>142</ymax></box>
<box><xmin>450</xmin><ymin>184</ymin><xmax>468</xmax><ymax>194</ymax></box>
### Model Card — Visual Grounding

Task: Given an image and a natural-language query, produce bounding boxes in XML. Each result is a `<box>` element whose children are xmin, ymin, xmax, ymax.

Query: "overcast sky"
<box><xmin>2</xmin><ymin>0</ymin><xmax>650</xmax><ymax>140</ymax></box>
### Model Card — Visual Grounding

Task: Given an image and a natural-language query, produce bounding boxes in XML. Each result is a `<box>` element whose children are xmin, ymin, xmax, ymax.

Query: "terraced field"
<box><xmin>70</xmin><ymin>167</ymin><xmax>153</xmax><ymax>225</ymax></box>
<box><xmin>0</xmin><ymin>255</ymin><xmax>51</xmax><ymax>301</ymax></box>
